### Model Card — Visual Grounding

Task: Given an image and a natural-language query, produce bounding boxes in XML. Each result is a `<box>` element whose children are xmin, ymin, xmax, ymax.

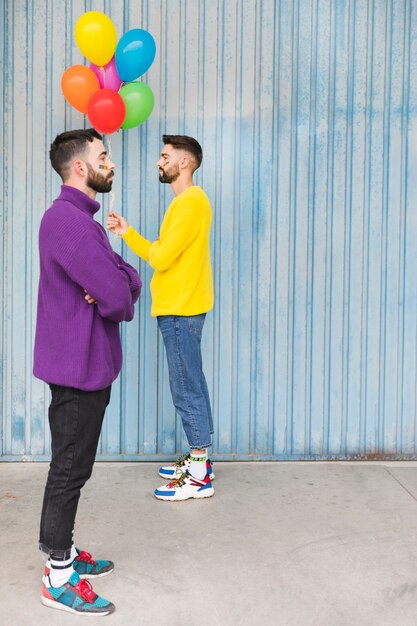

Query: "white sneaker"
<box><xmin>158</xmin><ymin>454</ymin><xmax>215</xmax><ymax>481</ymax></box>
<box><xmin>154</xmin><ymin>471</ymin><xmax>214</xmax><ymax>501</ymax></box>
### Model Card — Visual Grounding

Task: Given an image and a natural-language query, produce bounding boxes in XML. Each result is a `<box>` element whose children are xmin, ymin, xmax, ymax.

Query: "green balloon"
<box><xmin>119</xmin><ymin>82</ymin><xmax>154</xmax><ymax>129</ymax></box>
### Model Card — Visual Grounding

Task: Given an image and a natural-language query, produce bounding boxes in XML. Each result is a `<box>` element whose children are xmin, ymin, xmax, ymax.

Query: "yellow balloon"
<box><xmin>75</xmin><ymin>11</ymin><xmax>117</xmax><ymax>67</ymax></box>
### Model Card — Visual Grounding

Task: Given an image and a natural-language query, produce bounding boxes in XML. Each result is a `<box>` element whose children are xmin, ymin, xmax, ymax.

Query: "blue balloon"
<box><xmin>115</xmin><ymin>29</ymin><xmax>156</xmax><ymax>82</ymax></box>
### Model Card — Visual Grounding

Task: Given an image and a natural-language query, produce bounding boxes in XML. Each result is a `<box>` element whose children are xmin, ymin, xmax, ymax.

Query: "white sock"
<box><xmin>70</xmin><ymin>543</ymin><xmax>78</xmax><ymax>560</ymax></box>
<box><xmin>189</xmin><ymin>451</ymin><xmax>207</xmax><ymax>480</ymax></box>
<box><xmin>48</xmin><ymin>553</ymin><xmax>75</xmax><ymax>588</ymax></box>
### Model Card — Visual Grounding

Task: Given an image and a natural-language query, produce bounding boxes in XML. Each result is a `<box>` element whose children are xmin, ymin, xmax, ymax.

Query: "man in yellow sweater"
<box><xmin>107</xmin><ymin>135</ymin><xmax>215</xmax><ymax>501</ymax></box>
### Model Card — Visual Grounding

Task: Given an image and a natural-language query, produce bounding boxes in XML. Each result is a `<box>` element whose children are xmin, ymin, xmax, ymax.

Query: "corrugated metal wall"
<box><xmin>1</xmin><ymin>0</ymin><xmax>417</xmax><ymax>461</ymax></box>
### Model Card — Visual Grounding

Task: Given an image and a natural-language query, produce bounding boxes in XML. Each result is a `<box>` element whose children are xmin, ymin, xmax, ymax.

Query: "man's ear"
<box><xmin>179</xmin><ymin>154</ymin><xmax>189</xmax><ymax>170</ymax></box>
<box><xmin>73</xmin><ymin>159</ymin><xmax>87</xmax><ymax>177</ymax></box>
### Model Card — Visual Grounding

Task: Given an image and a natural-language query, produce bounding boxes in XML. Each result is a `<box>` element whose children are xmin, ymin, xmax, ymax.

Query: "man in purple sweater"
<box><xmin>33</xmin><ymin>128</ymin><xmax>141</xmax><ymax>616</ymax></box>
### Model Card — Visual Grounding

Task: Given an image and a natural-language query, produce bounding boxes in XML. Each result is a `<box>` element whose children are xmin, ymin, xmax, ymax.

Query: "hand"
<box><xmin>84</xmin><ymin>289</ymin><xmax>97</xmax><ymax>304</ymax></box>
<box><xmin>107</xmin><ymin>211</ymin><xmax>129</xmax><ymax>236</ymax></box>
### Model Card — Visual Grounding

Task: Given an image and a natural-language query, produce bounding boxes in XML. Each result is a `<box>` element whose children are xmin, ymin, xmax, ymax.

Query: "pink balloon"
<box><xmin>90</xmin><ymin>56</ymin><xmax>122</xmax><ymax>92</ymax></box>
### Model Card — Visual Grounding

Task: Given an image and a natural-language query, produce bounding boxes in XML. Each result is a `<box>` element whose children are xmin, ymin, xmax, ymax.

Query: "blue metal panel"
<box><xmin>1</xmin><ymin>0</ymin><xmax>417</xmax><ymax>460</ymax></box>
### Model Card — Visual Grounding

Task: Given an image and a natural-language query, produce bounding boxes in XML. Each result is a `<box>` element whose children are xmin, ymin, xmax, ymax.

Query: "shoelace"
<box><xmin>168</xmin><ymin>472</ymin><xmax>187</xmax><ymax>488</ymax></box>
<box><xmin>75</xmin><ymin>579</ymin><xmax>97</xmax><ymax>603</ymax></box>
<box><xmin>76</xmin><ymin>550</ymin><xmax>97</xmax><ymax>565</ymax></box>
<box><xmin>174</xmin><ymin>453</ymin><xmax>190</xmax><ymax>469</ymax></box>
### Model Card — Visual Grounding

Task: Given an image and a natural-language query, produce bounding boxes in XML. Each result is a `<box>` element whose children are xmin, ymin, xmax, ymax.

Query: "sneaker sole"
<box><xmin>78</xmin><ymin>567</ymin><xmax>114</xmax><ymax>580</ymax></box>
<box><xmin>154</xmin><ymin>487</ymin><xmax>215</xmax><ymax>501</ymax></box>
<box><xmin>41</xmin><ymin>595</ymin><xmax>114</xmax><ymax>616</ymax></box>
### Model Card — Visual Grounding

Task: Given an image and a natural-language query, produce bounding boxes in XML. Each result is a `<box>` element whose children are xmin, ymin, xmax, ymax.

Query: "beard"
<box><xmin>86</xmin><ymin>164</ymin><xmax>114</xmax><ymax>193</ymax></box>
<box><xmin>159</xmin><ymin>165</ymin><xmax>180</xmax><ymax>184</ymax></box>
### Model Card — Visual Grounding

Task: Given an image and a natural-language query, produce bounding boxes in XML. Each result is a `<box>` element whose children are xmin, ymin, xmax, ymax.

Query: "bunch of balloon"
<box><xmin>61</xmin><ymin>11</ymin><xmax>156</xmax><ymax>135</ymax></box>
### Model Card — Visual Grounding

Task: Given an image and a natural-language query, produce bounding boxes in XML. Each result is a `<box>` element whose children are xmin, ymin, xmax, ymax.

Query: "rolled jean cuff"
<box><xmin>189</xmin><ymin>440</ymin><xmax>212</xmax><ymax>450</ymax></box>
<box><xmin>39</xmin><ymin>542</ymin><xmax>72</xmax><ymax>560</ymax></box>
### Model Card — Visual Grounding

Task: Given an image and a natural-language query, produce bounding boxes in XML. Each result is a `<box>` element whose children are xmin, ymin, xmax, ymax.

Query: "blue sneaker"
<box><xmin>43</xmin><ymin>549</ymin><xmax>114</xmax><ymax>581</ymax></box>
<box><xmin>41</xmin><ymin>571</ymin><xmax>115</xmax><ymax>615</ymax></box>
<box><xmin>159</xmin><ymin>454</ymin><xmax>215</xmax><ymax>481</ymax></box>
<box><xmin>73</xmin><ymin>549</ymin><xmax>114</xmax><ymax>579</ymax></box>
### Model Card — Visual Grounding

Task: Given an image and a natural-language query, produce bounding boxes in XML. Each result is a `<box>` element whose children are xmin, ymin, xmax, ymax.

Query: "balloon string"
<box><xmin>110</xmin><ymin>190</ymin><xmax>115</xmax><ymax>215</ymax></box>
<box><xmin>105</xmin><ymin>135</ymin><xmax>117</xmax><ymax>240</ymax></box>
<box><xmin>106</xmin><ymin>134</ymin><xmax>113</xmax><ymax>161</ymax></box>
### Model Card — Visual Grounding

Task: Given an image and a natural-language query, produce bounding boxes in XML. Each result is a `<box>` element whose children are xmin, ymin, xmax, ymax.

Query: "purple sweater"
<box><xmin>33</xmin><ymin>185</ymin><xmax>142</xmax><ymax>391</ymax></box>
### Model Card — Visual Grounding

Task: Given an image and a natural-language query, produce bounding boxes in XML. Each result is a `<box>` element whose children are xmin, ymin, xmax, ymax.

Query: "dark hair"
<box><xmin>49</xmin><ymin>128</ymin><xmax>102</xmax><ymax>181</ymax></box>
<box><xmin>162</xmin><ymin>134</ymin><xmax>203</xmax><ymax>171</ymax></box>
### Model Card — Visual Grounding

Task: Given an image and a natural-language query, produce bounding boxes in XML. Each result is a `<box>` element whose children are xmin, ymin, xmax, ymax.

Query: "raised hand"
<box><xmin>106</xmin><ymin>211</ymin><xmax>130</xmax><ymax>236</ymax></box>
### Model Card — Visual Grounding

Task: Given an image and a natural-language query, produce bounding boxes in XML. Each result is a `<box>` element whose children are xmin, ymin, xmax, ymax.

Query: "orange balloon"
<box><xmin>61</xmin><ymin>65</ymin><xmax>100</xmax><ymax>113</ymax></box>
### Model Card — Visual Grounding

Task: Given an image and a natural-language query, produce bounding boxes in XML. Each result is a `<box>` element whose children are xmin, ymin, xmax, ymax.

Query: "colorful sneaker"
<box><xmin>43</xmin><ymin>549</ymin><xmax>114</xmax><ymax>581</ymax></box>
<box><xmin>154</xmin><ymin>471</ymin><xmax>214</xmax><ymax>501</ymax></box>
<box><xmin>159</xmin><ymin>454</ymin><xmax>215</xmax><ymax>481</ymax></box>
<box><xmin>41</xmin><ymin>571</ymin><xmax>115</xmax><ymax>616</ymax></box>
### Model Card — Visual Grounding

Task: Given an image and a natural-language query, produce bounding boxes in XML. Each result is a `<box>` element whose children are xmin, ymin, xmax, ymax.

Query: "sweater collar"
<box><xmin>58</xmin><ymin>185</ymin><xmax>101</xmax><ymax>216</ymax></box>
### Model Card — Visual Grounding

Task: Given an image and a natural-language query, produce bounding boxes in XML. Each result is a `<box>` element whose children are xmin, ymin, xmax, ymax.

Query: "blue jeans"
<box><xmin>157</xmin><ymin>314</ymin><xmax>213</xmax><ymax>449</ymax></box>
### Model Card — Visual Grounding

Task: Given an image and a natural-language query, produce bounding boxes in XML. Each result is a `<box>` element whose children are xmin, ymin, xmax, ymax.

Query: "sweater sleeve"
<box><xmin>113</xmin><ymin>252</ymin><xmax>142</xmax><ymax>304</ymax></box>
<box><xmin>64</xmin><ymin>231</ymin><xmax>137</xmax><ymax>323</ymax></box>
<box><xmin>122</xmin><ymin>226</ymin><xmax>152</xmax><ymax>262</ymax></box>
<box><xmin>122</xmin><ymin>197</ymin><xmax>201</xmax><ymax>272</ymax></box>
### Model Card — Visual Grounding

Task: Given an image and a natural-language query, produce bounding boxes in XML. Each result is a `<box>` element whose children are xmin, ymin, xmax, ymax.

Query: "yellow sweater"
<box><xmin>122</xmin><ymin>185</ymin><xmax>214</xmax><ymax>317</ymax></box>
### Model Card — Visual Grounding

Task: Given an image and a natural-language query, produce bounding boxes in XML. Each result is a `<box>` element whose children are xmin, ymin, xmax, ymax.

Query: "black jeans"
<box><xmin>39</xmin><ymin>384</ymin><xmax>111</xmax><ymax>559</ymax></box>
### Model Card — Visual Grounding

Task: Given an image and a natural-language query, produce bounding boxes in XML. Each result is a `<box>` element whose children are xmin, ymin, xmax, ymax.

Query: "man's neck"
<box><xmin>170</xmin><ymin>176</ymin><xmax>194</xmax><ymax>197</ymax></box>
<box><xmin>63</xmin><ymin>180</ymin><xmax>97</xmax><ymax>200</ymax></box>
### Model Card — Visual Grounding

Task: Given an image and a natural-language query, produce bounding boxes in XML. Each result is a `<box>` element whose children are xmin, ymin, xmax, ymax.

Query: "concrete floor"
<box><xmin>1</xmin><ymin>461</ymin><xmax>417</xmax><ymax>626</ymax></box>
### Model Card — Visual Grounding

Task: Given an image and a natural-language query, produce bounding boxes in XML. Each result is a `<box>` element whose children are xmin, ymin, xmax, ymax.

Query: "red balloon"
<box><xmin>87</xmin><ymin>89</ymin><xmax>126</xmax><ymax>134</ymax></box>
